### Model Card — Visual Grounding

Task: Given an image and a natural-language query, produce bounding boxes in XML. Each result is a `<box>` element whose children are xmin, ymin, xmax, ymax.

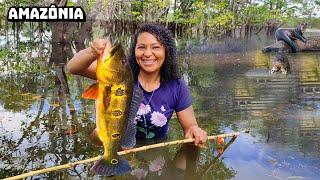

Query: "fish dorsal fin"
<box><xmin>82</xmin><ymin>83</ymin><xmax>99</xmax><ymax>99</ymax></box>
<box><xmin>121</xmin><ymin>86</ymin><xmax>144</xmax><ymax>149</ymax></box>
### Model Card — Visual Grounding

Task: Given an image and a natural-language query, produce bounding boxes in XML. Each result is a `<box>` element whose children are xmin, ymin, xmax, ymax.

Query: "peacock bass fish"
<box><xmin>82</xmin><ymin>44</ymin><xmax>143</xmax><ymax>176</ymax></box>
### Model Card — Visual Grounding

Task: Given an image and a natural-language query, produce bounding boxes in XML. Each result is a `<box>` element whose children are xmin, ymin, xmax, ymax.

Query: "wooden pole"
<box><xmin>4</xmin><ymin>132</ymin><xmax>240</xmax><ymax>180</ymax></box>
<box><xmin>118</xmin><ymin>132</ymin><xmax>240</xmax><ymax>155</ymax></box>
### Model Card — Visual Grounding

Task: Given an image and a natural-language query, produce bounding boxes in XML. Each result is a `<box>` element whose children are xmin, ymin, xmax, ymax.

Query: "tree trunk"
<box><xmin>262</xmin><ymin>36</ymin><xmax>320</xmax><ymax>53</ymax></box>
<box><xmin>49</xmin><ymin>42</ymin><xmax>73</xmax><ymax>66</ymax></box>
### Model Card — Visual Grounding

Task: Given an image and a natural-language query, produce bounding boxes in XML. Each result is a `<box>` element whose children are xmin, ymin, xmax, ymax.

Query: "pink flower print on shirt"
<box><xmin>137</xmin><ymin>103</ymin><xmax>151</xmax><ymax>115</ymax></box>
<box><xmin>149</xmin><ymin>156</ymin><xmax>165</xmax><ymax>176</ymax></box>
<box><xmin>150</xmin><ymin>112</ymin><xmax>167</xmax><ymax>127</ymax></box>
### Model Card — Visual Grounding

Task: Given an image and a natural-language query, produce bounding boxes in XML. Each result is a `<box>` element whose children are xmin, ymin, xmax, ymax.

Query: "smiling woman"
<box><xmin>134</xmin><ymin>32</ymin><xmax>166</xmax><ymax>77</ymax></box>
<box><xmin>67</xmin><ymin>23</ymin><xmax>207</xmax><ymax>149</ymax></box>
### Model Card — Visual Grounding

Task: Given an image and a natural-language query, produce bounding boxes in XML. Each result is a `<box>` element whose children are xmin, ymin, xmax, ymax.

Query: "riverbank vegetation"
<box><xmin>1</xmin><ymin>0</ymin><xmax>319</xmax><ymax>41</ymax></box>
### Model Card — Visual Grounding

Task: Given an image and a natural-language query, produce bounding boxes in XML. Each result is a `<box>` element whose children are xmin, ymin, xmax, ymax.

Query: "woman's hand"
<box><xmin>90</xmin><ymin>38</ymin><xmax>111</xmax><ymax>57</ymax></box>
<box><xmin>176</xmin><ymin>106</ymin><xmax>207</xmax><ymax>147</ymax></box>
<box><xmin>67</xmin><ymin>38</ymin><xmax>111</xmax><ymax>79</ymax></box>
<box><xmin>185</xmin><ymin>125</ymin><xmax>207</xmax><ymax>147</ymax></box>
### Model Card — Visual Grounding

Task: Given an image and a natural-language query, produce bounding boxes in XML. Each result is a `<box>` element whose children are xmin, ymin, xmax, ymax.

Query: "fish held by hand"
<box><xmin>82</xmin><ymin>44</ymin><xmax>143</xmax><ymax>176</ymax></box>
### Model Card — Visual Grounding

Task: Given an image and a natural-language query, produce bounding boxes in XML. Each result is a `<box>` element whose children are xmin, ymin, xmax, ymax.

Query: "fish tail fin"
<box><xmin>91</xmin><ymin>156</ymin><xmax>131</xmax><ymax>176</ymax></box>
<box><xmin>121</xmin><ymin>86</ymin><xmax>144</xmax><ymax>149</ymax></box>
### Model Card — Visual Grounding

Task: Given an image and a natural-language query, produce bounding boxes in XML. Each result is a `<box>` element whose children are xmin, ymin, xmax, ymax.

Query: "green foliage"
<box><xmin>187</xmin><ymin>0</ymin><xmax>208</xmax><ymax>24</ymax></box>
<box><xmin>5</xmin><ymin>0</ymin><xmax>39</xmax><ymax>6</ymax></box>
<box><xmin>131</xmin><ymin>0</ymin><xmax>143</xmax><ymax>20</ymax></box>
<box><xmin>129</xmin><ymin>0</ymin><xmax>171</xmax><ymax>22</ymax></box>
<box><xmin>66</xmin><ymin>1</ymin><xmax>75</xmax><ymax>7</ymax></box>
<box><xmin>0</xmin><ymin>0</ymin><xmax>318</xmax><ymax>38</ymax></box>
<box><xmin>209</xmin><ymin>11</ymin><xmax>234</xmax><ymax>28</ymax></box>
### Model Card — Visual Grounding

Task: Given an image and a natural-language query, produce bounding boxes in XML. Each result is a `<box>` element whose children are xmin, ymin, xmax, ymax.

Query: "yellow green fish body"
<box><xmin>82</xmin><ymin>44</ymin><xmax>142</xmax><ymax>176</ymax></box>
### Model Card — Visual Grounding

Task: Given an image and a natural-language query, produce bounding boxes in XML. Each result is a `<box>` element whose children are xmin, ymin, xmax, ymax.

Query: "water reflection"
<box><xmin>180</xmin><ymin>51</ymin><xmax>320</xmax><ymax>179</ymax></box>
<box><xmin>128</xmin><ymin>144</ymin><xmax>201</xmax><ymax>180</ymax></box>
<box><xmin>1</xmin><ymin>36</ymin><xmax>320</xmax><ymax>179</ymax></box>
<box><xmin>0</xmin><ymin>41</ymin><xmax>97</xmax><ymax>179</ymax></box>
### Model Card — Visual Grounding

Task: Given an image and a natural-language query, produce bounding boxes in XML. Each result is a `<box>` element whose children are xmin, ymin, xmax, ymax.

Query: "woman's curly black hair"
<box><xmin>129</xmin><ymin>23</ymin><xmax>180</xmax><ymax>83</ymax></box>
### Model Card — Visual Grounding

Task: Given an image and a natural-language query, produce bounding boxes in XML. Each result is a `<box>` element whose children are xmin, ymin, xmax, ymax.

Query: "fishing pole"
<box><xmin>4</xmin><ymin>132</ymin><xmax>240</xmax><ymax>180</ymax></box>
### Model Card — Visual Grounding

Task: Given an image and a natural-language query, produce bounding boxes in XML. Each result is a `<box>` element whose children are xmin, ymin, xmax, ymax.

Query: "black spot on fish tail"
<box><xmin>91</xmin><ymin>156</ymin><xmax>131</xmax><ymax>176</ymax></box>
<box><xmin>121</xmin><ymin>86</ymin><xmax>144</xmax><ymax>149</ymax></box>
<box><xmin>111</xmin><ymin>159</ymin><xmax>118</xmax><ymax>164</ymax></box>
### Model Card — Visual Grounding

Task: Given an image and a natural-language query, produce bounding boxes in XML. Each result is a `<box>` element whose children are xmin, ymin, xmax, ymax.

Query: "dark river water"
<box><xmin>0</xmin><ymin>32</ymin><xmax>320</xmax><ymax>179</ymax></box>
